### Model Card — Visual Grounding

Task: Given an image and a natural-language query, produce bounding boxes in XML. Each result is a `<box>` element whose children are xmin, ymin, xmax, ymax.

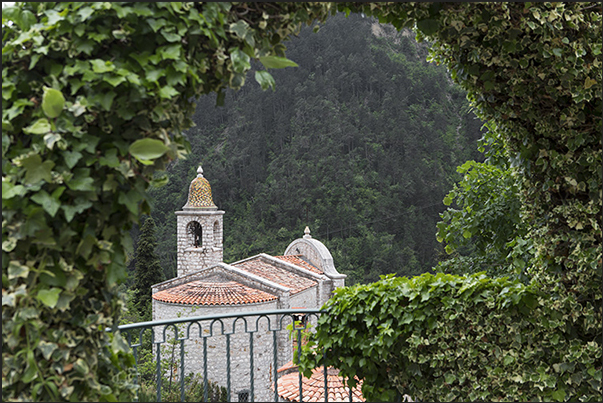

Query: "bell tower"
<box><xmin>175</xmin><ymin>165</ymin><xmax>224</xmax><ymax>277</ymax></box>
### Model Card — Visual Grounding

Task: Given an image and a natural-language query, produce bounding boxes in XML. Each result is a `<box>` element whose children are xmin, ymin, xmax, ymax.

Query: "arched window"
<box><xmin>187</xmin><ymin>221</ymin><xmax>203</xmax><ymax>247</ymax></box>
<box><xmin>213</xmin><ymin>221</ymin><xmax>220</xmax><ymax>247</ymax></box>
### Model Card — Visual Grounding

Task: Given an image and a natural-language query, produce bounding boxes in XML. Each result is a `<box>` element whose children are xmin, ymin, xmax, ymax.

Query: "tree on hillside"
<box><xmin>133</xmin><ymin>216</ymin><xmax>163</xmax><ymax>320</ymax></box>
<box><xmin>435</xmin><ymin>132</ymin><xmax>532</xmax><ymax>279</ymax></box>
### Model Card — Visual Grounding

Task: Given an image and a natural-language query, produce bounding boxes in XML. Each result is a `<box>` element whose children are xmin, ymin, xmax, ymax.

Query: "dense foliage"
<box><xmin>2</xmin><ymin>2</ymin><xmax>334</xmax><ymax>401</ymax></box>
<box><xmin>301</xmin><ymin>2</ymin><xmax>602</xmax><ymax>402</ymax></box>
<box><xmin>145</xmin><ymin>13</ymin><xmax>485</xmax><ymax>284</ymax></box>
<box><xmin>300</xmin><ymin>273</ymin><xmax>600</xmax><ymax>402</ymax></box>
<box><xmin>435</xmin><ymin>156</ymin><xmax>531</xmax><ymax>278</ymax></box>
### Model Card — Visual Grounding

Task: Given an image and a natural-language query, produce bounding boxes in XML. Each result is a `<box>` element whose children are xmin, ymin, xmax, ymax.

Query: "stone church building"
<box><xmin>151</xmin><ymin>165</ymin><xmax>347</xmax><ymax>401</ymax></box>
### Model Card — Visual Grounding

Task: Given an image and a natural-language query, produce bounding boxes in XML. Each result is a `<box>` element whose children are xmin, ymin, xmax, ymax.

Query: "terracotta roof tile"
<box><xmin>274</xmin><ymin>255</ymin><xmax>323</xmax><ymax>274</ymax></box>
<box><xmin>277</xmin><ymin>359</ymin><xmax>298</xmax><ymax>374</ymax></box>
<box><xmin>152</xmin><ymin>280</ymin><xmax>277</xmax><ymax>305</ymax></box>
<box><xmin>275</xmin><ymin>366</ymin><xmax>365</xmax><ymax>402</ymax></box>
<box><xmin>233</xmin><ymin>257</ymin><xmax>317</xmax><ymax>294</ymax></box>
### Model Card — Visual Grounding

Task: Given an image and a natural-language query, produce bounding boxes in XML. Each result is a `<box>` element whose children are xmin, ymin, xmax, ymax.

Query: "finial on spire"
<box><xmin>197</xmin><ymin>165</ymin><xmax>204</xmax><ymax>176</ymax></box>
<box><xmin>303</xmin><ymin>226</ymin><xmax>312</xmax><ymax>239</ymax></box>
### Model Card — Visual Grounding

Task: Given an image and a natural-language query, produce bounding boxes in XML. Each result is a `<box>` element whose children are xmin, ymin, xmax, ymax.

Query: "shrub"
<box><xmin>301</xmin><ymin>273</ymin><xmax>601</xmax><ymax>402</ymax></box>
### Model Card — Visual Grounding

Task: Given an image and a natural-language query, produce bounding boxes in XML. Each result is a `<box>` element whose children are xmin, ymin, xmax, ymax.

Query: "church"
<box><xmin>151</xmin><ymin>165</ymin><xmax>349</xmax><ymax>401</ymax></box>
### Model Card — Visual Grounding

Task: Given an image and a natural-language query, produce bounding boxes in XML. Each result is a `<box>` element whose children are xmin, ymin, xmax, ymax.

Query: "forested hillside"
<box><xmin>142</xmin><ymin>13</ymin><xmax>485</xmax><ymax>285</ymax></box>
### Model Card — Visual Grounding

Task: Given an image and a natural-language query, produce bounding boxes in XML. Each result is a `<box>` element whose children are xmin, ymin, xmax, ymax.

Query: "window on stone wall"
<box><xmin>187</xmin><ymin>221</ymin><xmax>203</xmax><ymax>247</ymax></box>
<box><xmin>237</xmin><ymin>390</ymin><xmax>249</xmax><ymax>402</ymax></box>
<box><xmin>213</xmin><ymin>221</ymin><xmax>220</xmax><ymax>247</ymax></box>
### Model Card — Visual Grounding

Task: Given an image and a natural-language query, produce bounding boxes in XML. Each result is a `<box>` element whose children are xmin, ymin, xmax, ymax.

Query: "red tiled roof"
<box><xmin>277</xmin><ymin>359</ymin><xmax>298</xmax><ymax>374</ymax></box>
<box><xmin>274</xmin><ymin>255</ymin><xmax>323</xmax><ymax>275</ymax></box>
<box><xmin>152</xmin><ymin>280</ymin><xmax>277</xmax><ymax>305</ymax></box>
<box><xmin>233</xmin><ymin>257</ymin><xmax>318</xmax><ymax>294</ymax></box>
<box><xmin>276</xmin><ymin>365</ymin><xmax>365</xmax><ymax>402</ymax></box>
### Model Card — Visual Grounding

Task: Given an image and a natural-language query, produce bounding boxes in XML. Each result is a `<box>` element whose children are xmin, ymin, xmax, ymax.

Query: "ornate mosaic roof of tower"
<box><xmin>184</xmin><ymin>166</ymin><xmax>216</xmax><ymax>208</ymax></box>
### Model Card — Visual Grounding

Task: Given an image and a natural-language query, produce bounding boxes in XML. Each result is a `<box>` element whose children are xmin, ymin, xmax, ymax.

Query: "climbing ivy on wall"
<box><xmin>300</xmin><ymin>2</ymin><xmax>602</xmax><ymax>402</ymax></box>
<box><xmin>300</xmin><ymin>273</ymin><xmax>601</xmax><ymax>402</ymax></box>
<box><xmin>2</xmin><ymin>2</ymin><xmax>333</xmax><ymax>401</ymax></box>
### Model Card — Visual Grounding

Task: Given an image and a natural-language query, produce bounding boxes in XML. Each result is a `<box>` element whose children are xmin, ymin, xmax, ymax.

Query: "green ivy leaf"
<box><xmin>90</xmin><ymin>59</ymin><xmax>115</xmax><ymax>73</ymax></box>
<box><xmin>147</xmin><ymin>18</ymin><xmax>166</xmax><ymax>32</ymax></box>
<box><xmin>129</xmin><ymin>138</ymin><xmax>169</xmax><ymax>162</ymax></box>
<box><xmin>503</xmin><ymin>355</ymin><xmax>514</xmax><ymax>366</ymax></box>
<box><xmin>22</xmin><ymin>155</ymin><xmax>55</xmax><ymax>184</ymax></box>
<box><xmin>103</xmin><ymin>75</ymin><xmax>127</xmax><ymax>87</ymax></box>
<box><xmin>230</xmin><ymin>48</ymin><xmax>251</xmax><ymax>73</ymax></box>
<box><xmin>161</xmin><ymin>31</ymin><xmax>181</xmax><ymax>42</ymax></box>
<box><xmin>67</xmin><ymin>170</ymin><xmax>95</xmax><ymax>191</ymax></box>
<box><xmin>42</xmin><ymin>87</ymin><xmax>65</xmax><ymax>118</ymax></box>
<box><xmin>8</xmin><ymin>261</ymin><xmax>29</xmax><ymax>279</ymax></box>
<box><xmin>255</xmin><ymin>70</ymin><xmax>275</xmax><ymax>91</ymax></box>
<box><xmin>2</xmin><ymin>182</ymin><xmax>26</xmax><ymax>199</ymax></box>
<box><xmin>259</xmin><ymin>56</ymin><xmax>299</xmax><ymax>69</ymax></box>
<box><xmin>417</xmin><ymin>19</ymin><xmax>440</xmax><ymax>36</ymax></box>
<box><xmin>31</xmin><ymin>189</ymin><xmax>63</xmax><ymax>217</ymax></box>
<box><xmin>37</xmin><ymin>341</ymin><xmax>58</xmax><ymax>360</ymax></box>
<box><xmin>43</xmin><ymin>132</ymin><xmax>62</xmax><ymax>150</ymax></box>
<box><xmin>159</xmin><ymin>44</ymin><xmax>181</xmax><ymax>60</ymax></box>
<box><xmin>99</xmin><ymin>149</ymin><xmax>120</xmax><ymax>168</ymax></box>
<box><xmin>445</xmin><ymin>373</ymin><xmax>457</xmax><ymax>384</ymax></box>
<box><xmin>23</xmin><ymin>118</ymin><xmax>52</xmax><ymax>135</ymax></box>
<box><xmin>74</xmin><ymin>358</ymin><xmax>90</xmax><ymax>375</ymax></box>
<box><xmin>230</xmin><ymin>20</ymin><xmax>250</xmax><ymax>39</ymax></box>
<box><xmin>118</xmin><ymin>189</ymin><xmax>143</xmax><ymax>215</ymax></box>
<box><xmin>37</xmin><ymin>288</ymin><xmax>61</xmax><ymax>308</ymax></box>
<box><xmin>158</xmin><ymin>85</ymin><xmax>179</xmax><ymax>99</ymax></box>
<box><xmin>62</xmin><ymin>151</ymin><xmax>83</xmax><ymax>169</ymax></box>
<box><xmin>62</xmin><ymin>199</ymin><xmax>93</xmax><ymax>223</ymax></box>
<box><xmin>94</xmin><ymin>91</ymin><xmax>117</xmax><ymax>111</ymax></box>
<box><xmin>2</xmin><ymin>7</ymin><xmax>36</xmax><ymax>31</ymax></box>
<box><xmin>551</xmin><ymin>388</ymin><xmax>565</xmax><ymax>402</ymax></box>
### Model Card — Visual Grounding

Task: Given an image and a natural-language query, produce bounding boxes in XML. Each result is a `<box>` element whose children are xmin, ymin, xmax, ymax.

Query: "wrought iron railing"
<box><xmin>113</xmin><ymin>309</ymin><xmax>360</xmax><ymax>403</ymax></box>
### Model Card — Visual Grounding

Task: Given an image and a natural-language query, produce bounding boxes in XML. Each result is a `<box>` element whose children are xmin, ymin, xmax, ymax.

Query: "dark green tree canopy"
<box><xmin>133</xmin><ymin>216</ymin><xmax>163</xmax><ymax>320</ymax></box>
<box><xmin>146</xmin><ymin>12</ymin><xmax>486</xmax><ymax>285</ymax></box>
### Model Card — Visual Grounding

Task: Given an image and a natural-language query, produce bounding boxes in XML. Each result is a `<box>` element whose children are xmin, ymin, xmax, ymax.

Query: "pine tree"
<box><xmin>133</xmin><ymin>216</ymin><xmax>164</xmax><ymax>320</ymax></box>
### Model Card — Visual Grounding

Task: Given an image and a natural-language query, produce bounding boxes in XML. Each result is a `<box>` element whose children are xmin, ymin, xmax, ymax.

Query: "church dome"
<box><xmin>183</xmin><ymin>165</ymin><xmax>216</xmax><ymax>209</ymax></box>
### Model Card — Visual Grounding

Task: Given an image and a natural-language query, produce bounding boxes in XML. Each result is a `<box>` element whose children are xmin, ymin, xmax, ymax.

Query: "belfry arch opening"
<box><xmin>187</xmin><ymin>221</ymin><xmax>203</xmax><ymax>248</ymax></box>
<box><xmin>213</xmin><ymin>221</ymin><xmax>220</xmax><ymax>247</ymax></box>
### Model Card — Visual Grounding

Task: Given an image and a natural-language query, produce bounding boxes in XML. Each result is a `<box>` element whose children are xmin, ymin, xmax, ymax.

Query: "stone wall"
<box><xmin>175</xmin><ymin>210</ymin><xmax>224</xmax><ymax>277</ymax></box>
<box><xmin>152</xmin><ymin>299</ymin><xmax>295</xmax><ymax>402</ymax></box>
<box><xmin>283</xmin><ymin>238</ymin><xmax>346</xmax><ymax>304</ymax></box>
<box><xmin>289</xmin><ymin>286</ymin><xmax>317</xmax><ymax>310</ymax></box>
